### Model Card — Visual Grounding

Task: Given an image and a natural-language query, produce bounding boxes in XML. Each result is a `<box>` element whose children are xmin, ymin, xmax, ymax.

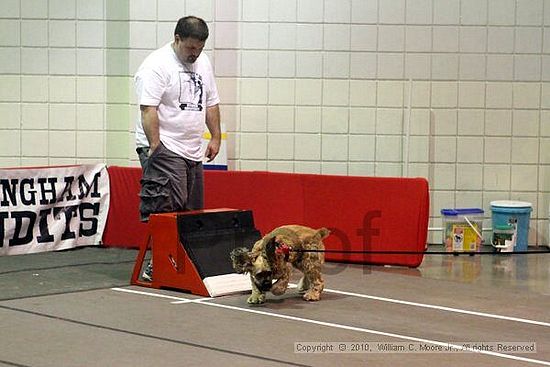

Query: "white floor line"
<box><xmin>111</xmin><ymin>287</ymin><xmax>190</xmax><ymax>302</ymax></box>
<box><xmin>191</xmin><ymin>299</ymin><xmax>550</xmax><ymax>366</ymax></box>
<box><xmin>113</xmin><ymin>284</ymin><xmax>550</xmax><ymax>328</ymax></box>
<box><xmin>316</xmin><ymin>286</ymin><xmax>550</xmax><ymax>328</ymax></box>
<box><xmin>111</xmin><ymin>287</ymin><xmax>212</xmax><ymax>304</ymax></box>
<box><xmin>171</xmin><ymin>298</ymin><xmax>213</xmax><ymax>304</ymax></box>
<box><xmin>111</xmin><ymin>287</ymin><xmax>550</xmax><ymax>366</ymax></box>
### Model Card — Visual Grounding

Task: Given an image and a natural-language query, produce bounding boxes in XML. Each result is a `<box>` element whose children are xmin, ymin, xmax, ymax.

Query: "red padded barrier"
<box><xmin>102</xmin><ymin>167</ymin><xmax>429</xmax><ymax>267</ymax></box>
<box><xmin>103</xmin><ymin>166</ymin><xmax>148</xmax><ymax>248</ymax></box>
<box><xmin>300</xmin><ymin>174</ymin><xmax>429</xmax><ymax>267</ymax></box>
<box><xmin>203</xmin><ymin>171</ymin><xmax>304</xmax><ymax>234</ymax></box>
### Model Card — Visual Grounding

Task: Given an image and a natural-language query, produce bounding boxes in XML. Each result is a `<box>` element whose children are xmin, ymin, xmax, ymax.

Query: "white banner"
<box><xmin>0</xmin><ymin>164</ymin><xmax>110</xmax><ymax>256</ymax></box>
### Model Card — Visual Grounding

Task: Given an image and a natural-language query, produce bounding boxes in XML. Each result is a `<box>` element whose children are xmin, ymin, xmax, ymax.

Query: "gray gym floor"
<box><xmin>1</xmin><ymin>246</ymin><xmax>549</xmax><ymax>367</ymax></box>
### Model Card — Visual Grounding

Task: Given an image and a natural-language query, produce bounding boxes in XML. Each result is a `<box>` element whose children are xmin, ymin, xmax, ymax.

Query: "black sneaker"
<box><xmin>142</xmin><ymin>262</ymin><xmax>153</xmax><ymax>281</ymax></box>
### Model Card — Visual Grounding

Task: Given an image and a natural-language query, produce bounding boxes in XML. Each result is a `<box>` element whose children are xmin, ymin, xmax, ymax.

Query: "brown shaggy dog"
<box><xmin>230</xmin><ymin>225</ymin><xmax>330</xmax><ymax>304</ymax></box>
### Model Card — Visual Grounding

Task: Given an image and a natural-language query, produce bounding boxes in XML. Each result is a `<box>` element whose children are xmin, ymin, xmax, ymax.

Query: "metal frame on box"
<box><xmin>130</xmin><ymin>208</ymin><xmax>255</xmax><ymax>297</ymax></box>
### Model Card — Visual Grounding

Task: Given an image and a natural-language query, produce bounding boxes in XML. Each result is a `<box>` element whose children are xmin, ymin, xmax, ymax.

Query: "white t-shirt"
<box><xmin>134</xmin><ymin>42</ymin><xmax>220</xmax><ymax>161</ymax></box>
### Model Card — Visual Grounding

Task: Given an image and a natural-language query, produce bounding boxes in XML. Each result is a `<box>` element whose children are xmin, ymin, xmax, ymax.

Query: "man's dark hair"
<box><xmin>174</xmin><ymin>16</ymin><xmax>209</xmax><ymax>41</ymax></box>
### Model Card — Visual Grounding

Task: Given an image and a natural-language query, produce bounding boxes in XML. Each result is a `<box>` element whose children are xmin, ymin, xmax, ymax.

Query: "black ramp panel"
<box><xmin>177</xmin><ymin>210</ymin><xmax>261</xmax><ymax>279</ymax></box>
<box><xmin>178</xmin><ymin>210</ymin><xmax>257</xmax><ymax>233</ymax></box>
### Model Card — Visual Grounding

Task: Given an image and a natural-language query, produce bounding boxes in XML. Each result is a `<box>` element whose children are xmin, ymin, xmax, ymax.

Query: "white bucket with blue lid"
<box><xmin>490</xmin><ymin>201</ymin><xmax>532</xmax><ymax>252</ymax></box>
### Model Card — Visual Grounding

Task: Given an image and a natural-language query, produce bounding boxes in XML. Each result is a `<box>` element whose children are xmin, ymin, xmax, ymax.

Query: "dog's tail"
<box><xmin>315</xmin><ymin>227</ymin><xmax>330</xmax><ymax>240</ymax></box>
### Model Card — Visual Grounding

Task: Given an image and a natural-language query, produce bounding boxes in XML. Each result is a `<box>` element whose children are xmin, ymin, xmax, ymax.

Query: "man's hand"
<box><xmin>205</xmin><ymin>137</ymin><xmax>220</xmax><ymax>162</ymax></box>
<box><xmin>205</xmin><ymin>104</ymin><xmax>221</xmax><ymax>162</ymax></box>
<box><xmin>148</xmin><ymin>141</ymin><xmax>160</xmax><ymax>157</ymax></box>
<box><xmin>140</xmin><ymin>105</ymin><xmax>161</xmax><ymax>156</ymax></box>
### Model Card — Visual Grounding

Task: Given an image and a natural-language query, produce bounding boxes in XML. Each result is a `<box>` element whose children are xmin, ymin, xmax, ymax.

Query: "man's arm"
<box><xmin>140</xmin><ymin>105</ymin><xmax>160</xmax><ymax>155</ymax></box>
<box><xmin>205</xmin><ymin>104</ymin><xmax>221</xmax><ymax>162</ymax></box>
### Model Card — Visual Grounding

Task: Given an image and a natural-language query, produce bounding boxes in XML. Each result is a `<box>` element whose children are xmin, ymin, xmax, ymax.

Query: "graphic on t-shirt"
<box><xmin>179</xmin><ymin>71</ymin><xmax>203</xmax><ymax>111</ymax></box>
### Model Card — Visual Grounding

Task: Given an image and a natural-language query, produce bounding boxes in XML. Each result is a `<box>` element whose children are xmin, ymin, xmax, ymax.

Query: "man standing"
<box><xmin>134</xmin><ymin>16</ymin><xmax>221</xmax><ymax>280</ymax></box>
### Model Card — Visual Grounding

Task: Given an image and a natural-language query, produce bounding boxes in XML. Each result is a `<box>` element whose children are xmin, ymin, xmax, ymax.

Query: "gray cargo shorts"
<box><xmin>137</xmin><ymin>142</ymin><xmax>204</xmax><ymax>222</ymax></box>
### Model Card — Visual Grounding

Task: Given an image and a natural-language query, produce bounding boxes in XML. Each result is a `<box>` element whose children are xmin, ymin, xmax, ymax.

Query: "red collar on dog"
<box><xmin>275</xmin><ymin>242</ymin><xmax>291</xmax><ymax>261</ymax></box>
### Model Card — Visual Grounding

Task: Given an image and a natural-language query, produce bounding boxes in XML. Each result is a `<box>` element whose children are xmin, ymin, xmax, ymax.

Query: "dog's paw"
<box><xmin>303</xmin><ymin>291</ymin><xmax>321</xmax><ymax>301</ymax></box>
<box><xmin>247</xmin><ymin>293</ymin><xmax>266</xmax><ymax>304</ymax></box>
<box><xmin>296</xmin><ymin>277</ymin><xmax>308</xmax><ymax>294</ymax></box>
<box><xmin>270</xmin><ymin>284</ymin><xmax>287</xmax><ymax>296</ymax></box>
